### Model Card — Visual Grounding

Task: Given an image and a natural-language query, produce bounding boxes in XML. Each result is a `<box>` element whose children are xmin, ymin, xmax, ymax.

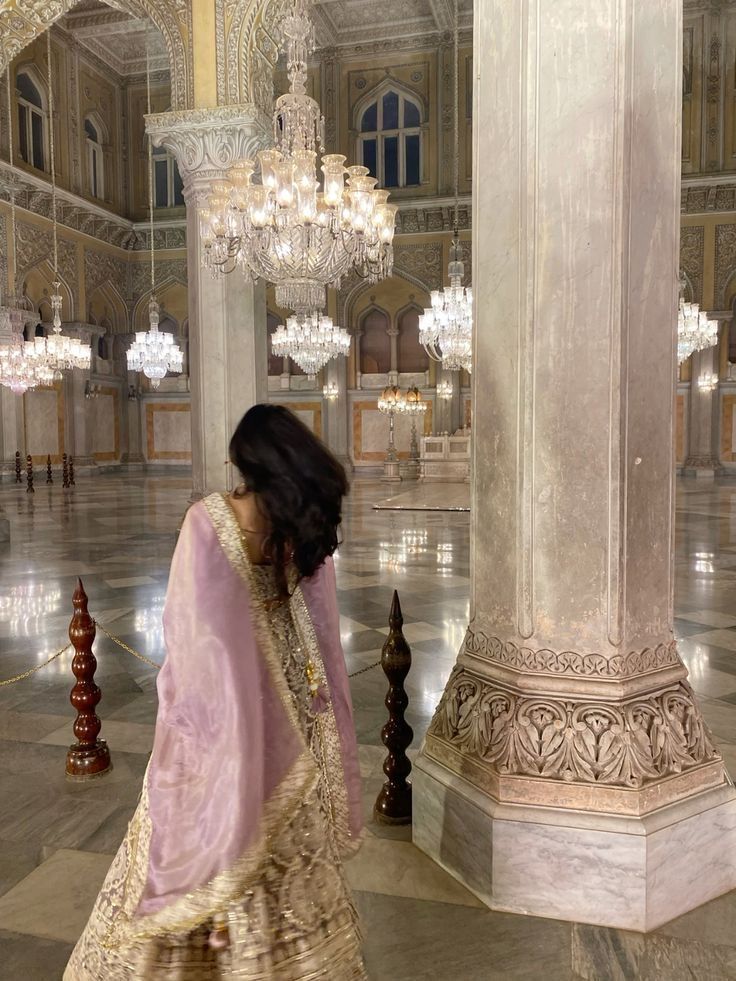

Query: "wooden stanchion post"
<box><xmin>69</xmin><ymin>456</ymin><xmax>75</xmax><ymax>486</ymax></box>
<box><xmin>46</xmin><ymin>455</ymin><xmax>53</xmax><ymax>485</ymax></box>
<box><xmin>26</xmin><ymin>455</ymin><xmax>34</xmax><ymax>494</ymax></box>
<box><xmin>62</xmin><ymin>454</ymin><xmax>70</xmax><ymax>489</ymax></box>
<box><xmin>374</xmin><ymin>590</ymin><xmax>413</xmax><ymax>825</ymax></box>
<box><xmin>14</xmin><ymin>451</ymin><xmax>22</xmax><ymax>484</ymax></box>
<box><xmin>66</xmin><ymin>579</ymin><xmax>111</xmax><ymax>779</ymax></box>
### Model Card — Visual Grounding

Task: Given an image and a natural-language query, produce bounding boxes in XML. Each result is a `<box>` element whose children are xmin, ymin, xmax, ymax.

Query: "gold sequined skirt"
<box><xmin>64</xmin><ymin>784</ymin><xmax>367</xmax><ymax>981</ymax></box>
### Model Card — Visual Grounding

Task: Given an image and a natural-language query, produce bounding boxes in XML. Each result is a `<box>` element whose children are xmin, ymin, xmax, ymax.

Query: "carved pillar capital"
<box><xmin>145</xmin><ymin>106</ymin><xmax>271</xmax><ymax>195</ymax></box>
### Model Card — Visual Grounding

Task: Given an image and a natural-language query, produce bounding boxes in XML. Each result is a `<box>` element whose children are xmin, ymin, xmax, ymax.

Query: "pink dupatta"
<box><xmin>118</xmin><ymin>493</ymin><xmax>362</xmax><ymax>940</ymax></box>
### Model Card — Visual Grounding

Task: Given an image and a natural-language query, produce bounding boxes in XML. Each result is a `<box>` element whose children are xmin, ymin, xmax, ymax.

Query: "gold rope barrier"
<box><xmin>0</xmin><ymin>620</ymin><xmax>381</xmax><ymax>685</ymax></box>
<box><xmin>0</xmin><ymin>643</ymin><xmax>72</xmax><ymax>687</ymax></box>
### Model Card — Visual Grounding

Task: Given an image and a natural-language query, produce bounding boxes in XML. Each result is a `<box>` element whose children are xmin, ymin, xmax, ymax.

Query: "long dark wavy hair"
<box><xmin>229</xmin><ymin>404</ymin><xmax>349</xmax><ymax>598</ymax></box>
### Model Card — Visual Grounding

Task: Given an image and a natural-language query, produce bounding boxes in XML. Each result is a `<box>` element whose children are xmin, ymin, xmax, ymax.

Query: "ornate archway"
<box><xmin>0</xmin><ymin>0</ymin><xmax>193</xmax><ymax>110</ymax></box>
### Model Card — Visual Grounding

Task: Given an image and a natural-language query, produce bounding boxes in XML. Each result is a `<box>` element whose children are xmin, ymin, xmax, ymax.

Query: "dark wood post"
<box><xmin>374</xmin><ymin>590</ymin><xmax>413</xmax><ymax>825</ymax></box>
<box><xmin>26</xmin><ymin>455</ymin><xmax>34</xmax><ymax>494</ymax></box>
<box><xmin>69</xmin><ymin>456</ymin><xmax>75</xmax><ymax>486</ymax></box>
<box><xmin>14</xmin><ymin>451</ymin><xmax>22</xmax><ymax>484</ymax></box>
<box><xmin>62</xmin><ymin>454</ymin><xmax>69</xmax><ymax>488</ymax></box>
<box><xmin>46</xmin><ymin>455</ymin><xmax>53</xmax><ymax>485</ymax></box>
<box><xmin>66</xmin><ymin>579</ymin><xmax>111</xmax><ymax>779</ymax></box>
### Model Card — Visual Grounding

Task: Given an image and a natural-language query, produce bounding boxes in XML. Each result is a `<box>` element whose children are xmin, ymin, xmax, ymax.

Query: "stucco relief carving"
<box><xmin>393</xmin><ymin>242</ymin><xmax>443</xmax><ymax>292</ymax></box>
<box><xmin>715</xmin><ymin>223</ymin><xmax>736</xmax><ymax>308</ymax></box>
<box><xmin>146</xmin><ymin>107</ymin><xmax>271</xmax><ymax>186</ymax></box>
<box><xmin>84</xmin><ymin>250</ymin><xmax>130</xmax><ymax>305</ymax></box>
<box><xmin>15</xmin><ymin>221</ymin><xmax>77</xmax><ymax>300</ymax></box>
<box><xmin>131</xmin><ymin>258</ymin><xmax>187</xmax><ymax>298</ymax></box>
<box><xmin>680</xmin><ymin>225</ymin><xmax>705</xmax><ymax>306</ymax></box>
<box><xmin>0</xmin><ymin>167</ymin><xmax>137</xmax><ymax>250</ymax></box>
<box><xmin>216</xmin><ymin>0</ymin><xmax>289</xmax><ymax>110</ymax></box>
<box><xmin>396</xmin><ymin>201</ymin><xmax>470</xmax><ymax>235</ymax></box>
<box><xmin>463</xmin><ymin>625</ymin><xmax>681</xmax><ymax>679</ymax></box>
<box><xmin>428</xmin><ymin>666</ymin><xmax>720</xmax><ymax>789</ymax></box>
<box><xmin>0</xmin><ymin>0</ymin><xmax>193</xmax><ymax>110</ymax></box>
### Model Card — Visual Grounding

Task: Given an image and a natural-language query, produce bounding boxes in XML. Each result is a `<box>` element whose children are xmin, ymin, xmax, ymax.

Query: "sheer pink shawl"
<box><xmin>127</xmin><ymin>494</ymin><xmax>362</xmax><ymax>937</ymax></box>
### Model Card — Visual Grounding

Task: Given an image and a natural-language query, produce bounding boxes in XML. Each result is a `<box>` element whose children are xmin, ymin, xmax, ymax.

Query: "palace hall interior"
<box><xmin>6</xmin><ymin>0</ymin><xmax>736</xmax><ymax>978</ymax></box>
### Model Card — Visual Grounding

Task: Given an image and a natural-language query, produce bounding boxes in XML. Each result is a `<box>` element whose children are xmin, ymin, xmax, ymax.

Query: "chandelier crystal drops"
<box><xmin>200</xmin><ymin>0</ymin><xmax>397</xmax><ymax>313</ymax></box>
<box><xmin>677</xmin><ymin>297</ymin><xmax>718</xmax><ymax>365</ymax></box>
<box><xmin>418</xmin><ymin>238</ymin><xmax>473</xmax><ymax>372</ymax></box>
<box><xmin>24</xmin><ymin>280</ymin><xmax>92</xmax><ymax>383</ymax></box>
<box><xmin>127</xmin><ymin>299</ymin><xmax>184</xmax><ymax>389</ymax></box>
<box><xmin>418</xmin><ymin>0</ymin><xmax>473</xmax><ymax>373</ymax></box>
<box><xmin>271</xmin><ymin>311</ymin><xmax>350</xmax><ymax>375</ymax></box>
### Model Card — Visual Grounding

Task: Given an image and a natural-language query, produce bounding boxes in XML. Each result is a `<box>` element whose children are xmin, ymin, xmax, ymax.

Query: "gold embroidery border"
<box><xmin>105</xmin><ymin>495</ymin><xmax>319</xmax><ymax>944</ymax></box>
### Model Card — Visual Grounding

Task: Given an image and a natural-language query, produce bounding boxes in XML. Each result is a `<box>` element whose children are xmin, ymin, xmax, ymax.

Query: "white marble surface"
<box><xmin>414</xmin><ymin>757</ymin><xmax>736</xmax><ymax>931</ymax></box>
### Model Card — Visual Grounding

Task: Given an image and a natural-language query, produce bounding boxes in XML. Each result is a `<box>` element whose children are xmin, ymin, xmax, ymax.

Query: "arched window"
<box><xmin>97</xmin><ymin>336</ymin><xmax>107</xmax><ymax>360</ymax></box>
<box><xmin>17</xmin><ymin>70</ymin><xmax>46</xmax><ymax>172</ymax></box>
<box><xmin>360</xmin><ymin>307</ymin><xmax>390</xmax><ymax>374</ymax></box>
<box><xmin>358</xmin><ymin>88</ymin><xmax>422</xmax><ymax>189</ymax></box>
<box><xmin>84</xmin><ymin>117</ymin><xmax>104</xmax><ymax>200</ymax></box>
<box><xmin>397</xmin><ymin>305</ymin><xmax>429</xmax><ymax>373</ymax></box>
<box><xmin>153</xmin><ymin>145</ymin><xmax>185</xmax><ymax>208</ymax></box>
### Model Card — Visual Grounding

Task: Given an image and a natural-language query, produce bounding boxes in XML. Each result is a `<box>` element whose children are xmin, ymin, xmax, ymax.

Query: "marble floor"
<box><xmin>2</xmin><ymin>475</ymin><xmax>736</xmax><ymax>978</ymax></box>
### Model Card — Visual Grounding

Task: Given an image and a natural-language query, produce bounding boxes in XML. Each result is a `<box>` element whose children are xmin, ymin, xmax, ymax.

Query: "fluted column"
<box><xmin>683</xmin><ymin>344</ymin><xmax>721</xmax><ymax>477</ymax></box>
<box><xmin>414</xmin><ymin>0</ymin><xmax>736</xmax><ymax>932</ymax></box>
<box><xmin>146</xmin><ymin>108</ymin><xmax>270</xmax><ymax>498</ymax></box>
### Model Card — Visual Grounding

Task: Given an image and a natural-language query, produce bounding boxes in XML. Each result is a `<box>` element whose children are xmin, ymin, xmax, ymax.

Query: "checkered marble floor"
<box><xmin>1</xmin><ymin>475</ymin><xmax>736</xmax><ymax>979</ymax></box>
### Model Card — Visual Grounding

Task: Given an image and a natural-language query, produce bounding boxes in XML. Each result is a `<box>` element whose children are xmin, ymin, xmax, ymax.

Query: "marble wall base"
<box><xmin>413</xmin><ymin>754</ymin><xmax>736</xmax><ymax>932</ymax></box>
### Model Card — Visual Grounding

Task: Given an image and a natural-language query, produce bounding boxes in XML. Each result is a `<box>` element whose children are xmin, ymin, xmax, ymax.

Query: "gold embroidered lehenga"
<box><xmin>65</xmin><ymin>494</ymin><xmax>367</xmax><ymax>980</ymax></box>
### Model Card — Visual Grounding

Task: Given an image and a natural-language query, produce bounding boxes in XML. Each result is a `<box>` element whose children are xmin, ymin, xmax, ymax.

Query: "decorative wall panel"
<box><xmin>145</xmin><ymin>402</ymin><xmax>191</xmax><ymax>461</ymax></box>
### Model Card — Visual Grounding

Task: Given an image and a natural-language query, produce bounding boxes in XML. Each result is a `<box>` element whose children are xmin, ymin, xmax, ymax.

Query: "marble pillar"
<box><xmin>325</xmin><ymin>356</ymin><xmax>350</xmax><ymax>470</ymax></box>
<box><xmin>683</xmin><ymin>345</ymin><xmax>721</xmax><ymax>477</ymax></box>
<box><xmin>146</xmin><ymin>108</ymin><xmax>270</xmax><ymax>498</ymax></box>
<box><xmin>414</xmin><ymin>0</ymin><xmax>736</xmax><ymax>932</ymax></box>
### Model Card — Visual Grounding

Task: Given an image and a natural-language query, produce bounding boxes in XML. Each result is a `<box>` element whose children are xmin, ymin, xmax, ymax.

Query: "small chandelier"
<box><xmin>271</xmin><ymin>312</ymin><xmax>350</xmax><ymax>376</ymax></box>
<box><xmin>378</xmin><ymin>385</ymin><xmax>404</xmax><ymax>414</ymax></box>
<box><xmin>128</xmin><ymin>298</ymin><xmax>183</xmax><ymax>389</ymax></box>
<box><xmin>698</xmin><ymin>371</ymin><xmax>718</xmax><ymax>392</ymax></box>
<box><xmin>401</xmin><ymin>384</ymin><xmax>428</xmax><ymax>417</ymax></box>
<box><xmin>418</xmin><ymin>0</ymin><xmax>472</xmax><ymax>373</ymax></box>
<box><xmin>24</xmin><ymin>35</ymin><xmax>91</xmax><ymax>384</ymax></box>
<box><xmin>677</xmin><ymin>297</ymin><xmax>718</xmax><ymax>365</ymax></box>
<box><xmin>0</xmin><ymin>332</ymin><xmax>38</xmax><ymax>395</ymax></box>
<box><xmin>128</xmin><ymin>46</ymin><xmax>183</xmax><ymax>390</ymax></box>
<box><xmin>200</xmin><ymin>0</ymin><xmax>396</xmax><ymax>314</ymax></box>
<box><xmin>323</xmin><ymin>381</ymin><xmax>339</xmax><ymax>401</ymax></box>
<box><xmin>437</xmin><ymin>379</ymin><xmax>453</xmax><ymax>401</ymax></box>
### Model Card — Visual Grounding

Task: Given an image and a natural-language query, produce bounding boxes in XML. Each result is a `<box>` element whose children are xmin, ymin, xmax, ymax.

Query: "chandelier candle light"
<box><xmin>24</xmin><ymin>33</ymin><xmax>91</xmax><ymax>385</ymax></box>
<box><xmin>127</xmin><ymin>45</ymin><xmax>183</xmax><ymax>390</ymax></box>
<box><xmin>418</xmin><ymin>0</ymin><xmax>473</xmax><ymax>373</ymax></box>
<box><xmin>323</xmin><ymin>381</ymin><xmax>339</xmax><ymax>401</ymax></box>
<box><xmin>403</xmin><ymin>384</ymin><xmax>428</xmax><ymax>478</ymax></box>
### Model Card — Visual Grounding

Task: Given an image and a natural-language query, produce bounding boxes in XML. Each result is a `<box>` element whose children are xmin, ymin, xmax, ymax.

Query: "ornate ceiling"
<box><xmin>58</xmin><ymin>0</ymin><xmax>473</xmax><ymax>82</ymax></box>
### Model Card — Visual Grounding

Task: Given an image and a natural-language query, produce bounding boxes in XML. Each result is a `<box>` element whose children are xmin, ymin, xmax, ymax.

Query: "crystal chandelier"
<box><xmin>23</xmin><ymin>36</ymin><xmax>91</xmax><ymax>383</ymax></box>
<box><xmin>322</xmin><ymin>381</ymin><xmax>339</xmax><ymax>401</ymax></box>
<box><xmin>418</xmin><ymin>0</ymin><xmax>473</xmax><ymax>373</ymax></box>
<box><xmin>271</xmin><ymin>311</ymin><xmax>350</xmax><ymax>376</ymax></box>
<box><xmin>677</xmin><ymin>296</ymin><xmax>718</xmax><ymax>365</ymax></box>
<box><xmin>128</xmin><ymin>298</ymin><xmax>183</xmax><ymax>389</ymax></box>
<box><xmin>437</xmin><ymin>379</ymin><xmax>453</xmax><ymax>401</ymax></box>
<box><xmin>127</xmin><ymin>45</ymin><xmax>183</xmax><ymax>390</ymax></box>
<box><xmin>200</xmin><ymin>0</ymin><xmax>397</xmax><ymax>314</ymax></box>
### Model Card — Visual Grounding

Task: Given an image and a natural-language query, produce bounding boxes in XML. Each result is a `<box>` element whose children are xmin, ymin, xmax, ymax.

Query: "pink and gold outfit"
<box><xmin>65</xmin><ymin>493</ymin><xmax>366</xmax><ymax>980</ymax></box>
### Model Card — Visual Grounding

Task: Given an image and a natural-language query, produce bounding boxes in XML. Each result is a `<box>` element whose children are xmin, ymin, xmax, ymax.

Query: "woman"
<box><xmin>65</xmin><ymin>404</ymin><xmax>366</xmax><ymax>980</ymax></box>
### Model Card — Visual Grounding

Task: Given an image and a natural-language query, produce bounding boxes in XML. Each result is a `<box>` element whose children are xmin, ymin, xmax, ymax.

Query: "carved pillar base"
<box><xmin>414</xmin><ymin>753</ymin><xmax>736</xmax><ymax>932</ymax></box>
<box><xmin>682</xmin><ymin>455</ymin><xmax>723</xmax><ymax>479</ymax></box>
